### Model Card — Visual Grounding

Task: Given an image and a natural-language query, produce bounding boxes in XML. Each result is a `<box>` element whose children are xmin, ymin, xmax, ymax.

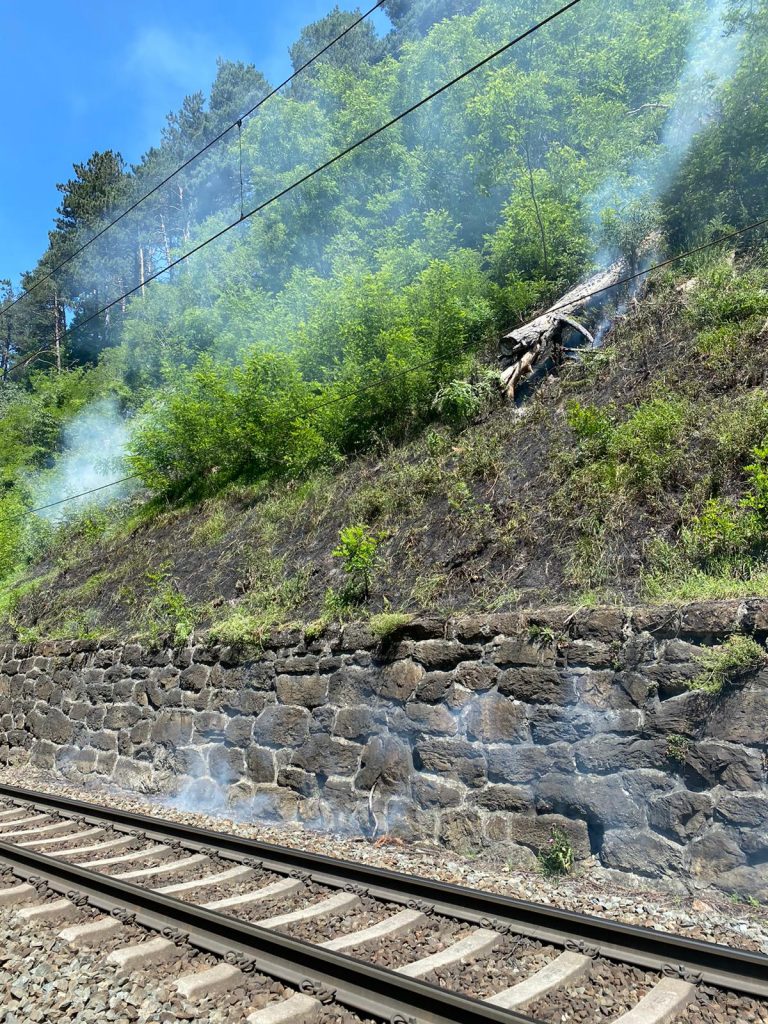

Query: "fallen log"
<box><xmin>499</xmin><ymin>257</ymin><xmax>630</xmax><ymax>398</ymax></box>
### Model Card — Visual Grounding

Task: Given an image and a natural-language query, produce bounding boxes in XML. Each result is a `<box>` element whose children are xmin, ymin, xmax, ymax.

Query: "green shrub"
<box><xmin>688</xmin><ymin>635</ymin><xmax>767</xmax><ymax>695</ymax></box>
<box><xmin>369</xmin><ymin>611</ymin><xmax>412</xmax><ymax>639</ymax></box>
<box><xmin>666</xmin><ymin>733</ymin><xmax>690</xmax><ymax>763</ymax></box>
<box><xmin>332</xmin><ymin>524</ymin><xmax>382</xmax><ymax>603</ymax></box>
<box><xmin>537</xmin><ymin>826</ymin><xmax>575</xmax><ymax>877</ymax></box>
<box><xmin>432</xmin><ymin>369</ymin><xmax>499</xmax><ymax>430</ymax></box>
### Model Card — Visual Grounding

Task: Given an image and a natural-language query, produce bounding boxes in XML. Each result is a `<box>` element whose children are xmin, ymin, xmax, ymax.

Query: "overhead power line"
<box><xmin>13</xmin><ymin>0</ymin><xmax>586</xmax><ymax>359</ymax></box>
<box><xmin>7</xmin><ymin>211</ymin><xmax>768</xmax><ymax>526</ymax></box>
<box><xmin>0</xmin><ymin>0</ymin><xmax>388</xmax><ymax>323</ymax></box>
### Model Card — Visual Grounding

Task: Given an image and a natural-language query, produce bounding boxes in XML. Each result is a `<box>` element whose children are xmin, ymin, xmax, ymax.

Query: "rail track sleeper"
<box><xmin>0</xmin><ymin>882</ymin><xmax>36</xmax><ymax>905</ymax></box>
<box><xmin>486</xmin><ymin>950</ymin><xmax>592</xmax><ymax>1009</ymax></box>
<box><xmin>59</xmin><ymin>915</ymin><xmax>124</xmax><ymax>946</ymax></box>
<box><xmin>174</xmin><ymin>962</ymin><xmax>245</xmax><ymax>999</ymax></box>
<box><xmin>78</xmin><ymin>842</ymin><xmax>173</xmax><ymax>867</ymax></box>
<box><xmin>612</xmin><ymin>978</ymin><xmax>697</xmax><ymax>1023</ymax></box>
<box><xmin>246</xmin><ymin>992</ymin><xmax>322</xmax><ymax>1024</ymax></box>
<box><xmin>114</xmin><ymin>852</ymin><xmax>208</xmax><ymax>881</ymax></box>
<box><xmin>19</xmin><ymin>826</ymin><xmax>105</xmax><ymax>849</ymax></box>
<box><xmin>63</xmin><ymin>835</ymin><xmax>135</xmax><ymax>858</ymax></box>
<box><xmin>16</xmin><ymin>896</ymin><xmax>79</xmax><ymax>923</ymax></box>
<box><xmin>203</xmin><ymin>876</ymin><xmax>302</xmax><ymax>910</ymax></box>
<box><xmin>107</xmin><ymin>935</ymin><xmax>181</xmax><ymax>970</ymax></box>
<box><xmin>396</xmin><ymin>927</ymin><xmax>501</xmax><ymax>979</ymax></box>
<box><xmin>157</xmin><ymin>862</ymin><xmax>254</xmax><ymax>896</ymax></box>
<box><xmin>257</xmin><ymin>891</ymin><xmax>360</xmax><ymax>930</ymax></box>
<box><xmin>322</xmin><ymin>908</ymin><xmax>427</xmax><ymax>953</ymax></box>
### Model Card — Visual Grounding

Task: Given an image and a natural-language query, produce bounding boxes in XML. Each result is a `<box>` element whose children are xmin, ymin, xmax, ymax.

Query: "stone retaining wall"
<box><xmin>1</xmin><ymin>601</ymin><xmax>767</xmax><ymax>897</ymax></box>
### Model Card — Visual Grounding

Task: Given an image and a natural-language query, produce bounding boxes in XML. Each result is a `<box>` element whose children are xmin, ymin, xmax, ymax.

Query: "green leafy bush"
<box><xmin>331</xmin><ymin>524</ymin><xmax>382</xmax><ymax>603</ymax></box>
<box><xmin>537</xmin><ymin>827</ymin><xmax>575</xmax><ymax>877</ymax></box>
<box><xmin>688</xmin><ymin>635</ymin><xmax>767</xmax><ymax>695</ymax></box>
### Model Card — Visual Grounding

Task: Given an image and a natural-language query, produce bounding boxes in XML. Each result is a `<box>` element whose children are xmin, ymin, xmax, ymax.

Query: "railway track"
<box><xmin>0</xmin><ymin>783</ymin><xmax>765</xmax><ymax>1024</ymax></box>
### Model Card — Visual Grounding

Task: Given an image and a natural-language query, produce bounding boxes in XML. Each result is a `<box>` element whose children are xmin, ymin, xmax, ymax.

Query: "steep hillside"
<box><xmin>3</xmin><ymin>253</ymin><xmax>768</xmax><ymax>644</ymax></box>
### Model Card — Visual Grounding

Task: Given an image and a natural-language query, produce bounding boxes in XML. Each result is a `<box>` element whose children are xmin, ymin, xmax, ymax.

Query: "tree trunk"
<box><xmin>53</xmin><ymin>288</ymin><xmax>62</xmax><ymax>372</ymax></box>
<box><xmin>499</xmin><ymin>257</ymin><xmax>630</xmax><ymax>398</ymax></box>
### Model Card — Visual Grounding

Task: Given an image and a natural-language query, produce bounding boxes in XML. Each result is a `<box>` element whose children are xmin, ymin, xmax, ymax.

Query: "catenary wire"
<box><xmin>6</xmin><ymin>211</ymin><xmax>768</xmax><ymax>525</ymax></box>
<box><xmin>0</xmin><ymin>0</ymin><xmax>389</xmax><ymax>323</ymax></box>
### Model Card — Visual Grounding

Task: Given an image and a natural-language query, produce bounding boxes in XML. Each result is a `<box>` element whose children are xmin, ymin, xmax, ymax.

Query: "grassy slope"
<box><xmin>3</xmin><ymin>255</ymin><xmax>768</xmax><ymax>644</ymax></box>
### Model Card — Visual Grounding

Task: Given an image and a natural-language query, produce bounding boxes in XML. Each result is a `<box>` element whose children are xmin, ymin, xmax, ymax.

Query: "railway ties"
<box><xmin>0</xmin><ymin>786</ymin><xmax>766</xmax><ymax>1024</ymax></box>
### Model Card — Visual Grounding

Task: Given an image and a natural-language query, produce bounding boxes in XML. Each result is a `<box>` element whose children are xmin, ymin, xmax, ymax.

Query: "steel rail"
<box><xmin>1</xmin><ymin>783</ymin><xmax>766</xmax><ymax>999</ymax></box>
<box><xmin>0</xmin><ymin>838</ymin><xmax>535</xmax><ymax>1024</ymax></box>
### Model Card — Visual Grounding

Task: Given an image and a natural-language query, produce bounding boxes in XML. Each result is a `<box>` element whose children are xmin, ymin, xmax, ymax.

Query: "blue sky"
<box><xmin>0</xmin><ymin>0</ymin><xmax>387</xmax><ymax>287</ymax></box>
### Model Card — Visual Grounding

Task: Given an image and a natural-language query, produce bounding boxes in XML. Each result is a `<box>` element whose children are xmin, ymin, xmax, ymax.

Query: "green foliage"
<box><xmin>666</xmin><ymin>733</ymin><xmax>690</xmax><ymax>763</ymax></box>
<box><xmin>369</xmin><ymin>611</ymin><xmax>413</xmax><ymax>639</ymax></box>
<box><xmin>564</xmin><ymin>396</ymin><xmax>689</xmax><ymax>502</ymax></box>
<box><xmin>332</xmin><ymin>524</ymin><xmax>382</xmax><ymax>603</ymax></box>
<box><xmin>688</xmin><ymin>634</ymin><xmax>767</xmax><ymax>695</ymax></box>
<box><xmin>432</xmin><ymin>368</ymin><xmax>499</xmax><ymax>430</ymax></box>
<box><xmin>139</xmin><ymin>564</ymin><xmax>198</xmax><ymax>646</ymax></box>
<box><xmin>537</xmin><ymin>826</ymin><xmax>575</xmax><ymax>877</ymax></box>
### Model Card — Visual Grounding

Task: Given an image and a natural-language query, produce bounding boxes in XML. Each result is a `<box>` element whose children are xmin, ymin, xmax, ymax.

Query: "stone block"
<box><xmin>355</xmin><ymin>735</ymin><xmax>412</xmax><ymax>790</ymax></box>
<box><xmin>488</xmin><ymin>743</ymin><xmax>575</xmax><ymax>785</ymax></box>
<box><xmin>537</xmin><ymin>772</ymin><xmax>644</xmax><ymax>830</ymax></box>
<box><xmin>453</xmin><ymin>661</ymin><xmax>499</xmax><ymax>692</ymax></box>
<box><xmin>112</xmin><ymin>757</ymin><xmax>155</xmax><ymax>790</ymax></box>
<box><xmin>328</xmin><ymin>666</ymin><xmax>373</xmax><ymax>704</ymax></box>
<box><xmin>562</xmin><ymin>640</ymin><xmax>614</xmax><ymax>669</ymax></box>
<box><xmin>648</xmin><ymin>790</ymin><xmax>712</xmax><ymax>844</ymax></box>
<box><xmin>30</xmin><ymin>707</ymin><xmax>73</xmax><ymax>745</ymax></box>
<box><xmin>679</xmin><ymin>601</ymin><xmax>745</xmax><ymax>638</ymax></box>
<box><xmin>103</xmin><ymin>704</ymin><xmax>143</xmax><ymax>730</ymax></box>
<box><xmin>490</xmin><ymin>639</ymin><xmax>554</xmax><ymax>668</ymax></box>
<box><xmin>470</xmin><ymin>785</ymin><xmax>533</xmax><ymax>813</ymax></box>
<box><xmin>209</xmin><ymin>746</ymin><xmax>246</xmax><ymax>785</ymax></box>
<box><xmin>601</xmin><ymin>828</ymin><xmax>683</xmax><ymax>877</ymax></box>
<box><xmin>464</xmin><ymin>693</ymin><xmax>529</xmax><ymax>743</ymax></box>
<box><xmin>404</xmin><ymin>703</ymin><xmax>457</xmax><ymax>736</ymax></box>
<box><xmin>411</xmin><ymin>640</ymin><xmax>476</xmax><ymax>670</ymax></box>
<box><xmin>412</xmin><ymin>773</ymin><xmax>463</xmax><ymax>809</ymax></box>
<box><xmin>372</xmin><ymin>660</ymin><xmax>424</xmax><ymax>702</ymax></box>
<box><xmin>498</xmin><ymin>667</ymin><xmax>574</xmax><ymax>705</ymax></box>
<box><xmin>179</xmin><ymin>664</ymin><xmax>210</xmax><ymax>692</ymax></box>
<box><xmin>529</xmin><ymin>706</ymin><xmax>594</xmax><ymax>745</ymax></box>
<box><xmin>224</xmin><ymin>715</ymin><xmax>253</xmax><ymax>746</ymax></box>
<box><xmin>275</xmin><ymin>674</ymin><xmax>328</xmax><ymax>708</ymax></box>
<box><xmin>245</xmin><ymin>745</ymin><xmax>275</xmax><ymax>784</ymax></box>
<box><xmin>333</xmin><ymin>706</ymin><xmax>383</xmax><ymax>741</ymax></box>
<box><xmin>686</xmin><ymin>740</ymin><xmax>764</xmax><ymax>791</ymax></box>
<box><xmin>274</xmin><ymin>654</ymin><xmax>319</xmax><ymax>675</ymax></box>
<box><xmin>339</xmin><ymin>623</ymin><xmax>375</xmax><ymax>651</ymax></box>
<box><xmin>645</xmin><ymin>691</ymin><xmax>712</xmax><ymax>738</ymax></box>
<box><xmin>686</xmin><ymin>825</ymin><xmax>746</xmax><ymax>881</ymax></box>
<box><xmin>438</xmin><ymin>809</ymin><xmax>484</xmax><ymax>851</ymax></box>
<box><xmin>150</xmin><ymin>712</ymin><xmax>194</xmax><ymax>748</ymax></box>
<box><xmin>415</xmin><ymin>671</ymin><xmax>453</xmax><ymax>702</ymax></box>
<box><xmin>574</xmin><ymin>735</ymin><xmax>665</xmax><ymax>774</ymax></box>
<box><xmin>193</xmin><ymin>712</ymin><xmax>229</xmax><ymax>739</ymax></box>
<box><xmin>708</xmin><ymin>687</ymin><xmax>768</xmax><ymax>746</ymax></box>
<box><xmin>486</xmin><ymin>812</ymin><xmax>590</xmax><ymax>860</ymax></box>
<box><xmin>277</xmin><ymin>766</ymin><xmax>318</xmax><ymax>796</ymax></box>
<box><xmin>413</xmin><ymin>739</ymin><xmax>487</xmax><ymax>788</ymax></box>
<box><xmin>291</xmin><ymin>735</ymin><xmax>362</xmax><ymax>776</ymax></box>
<box><xmin>253</xmin><ymin>705</ymin><xmax>310</xmax><ymax>747</ymax></box>
<box><xmin>714</xmin><ymin>793</ymin><xmax>768</xmax><ymax>829</ymax></box>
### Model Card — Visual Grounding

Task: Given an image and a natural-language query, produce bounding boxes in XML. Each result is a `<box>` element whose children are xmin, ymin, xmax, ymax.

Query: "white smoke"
<box><xmin>29</xmin><ymin>398</ymin><xmax>135</xmax><ymax>524</ymax></box>
<box><xmin>589</xmin><ymin>0</ymin><xmax>741</xmax><ymax>268</ymax></box>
